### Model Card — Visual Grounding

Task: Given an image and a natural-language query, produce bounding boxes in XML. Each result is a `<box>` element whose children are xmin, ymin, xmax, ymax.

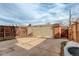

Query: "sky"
<box><xmin>0</xmin><ymin>3</ymin><xmax>79</xmax><ymax>26</ymax></box>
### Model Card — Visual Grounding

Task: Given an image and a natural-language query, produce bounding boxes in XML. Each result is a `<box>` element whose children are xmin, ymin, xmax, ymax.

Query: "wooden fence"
<box><xmin>0</xmin><ymin>26</ymin><xmax>16</xmax><ymax>40</ymax></box>
<box><xmin>68</xmin><ymin>22</ymin><xmax>79</xmax><ymax>42</ymax></box>
<box><xmin>0</xmin><ymin>26</ymin><xmax>27</xmax><ymax>41</ymax></box>
<box><xmin>15</xmin><ymin>26</ymin><xmax>27</xmax><ymax>38</ymax></box>
<box><xmin>53</xmin><ymin>24</ymin><xmax>62</xmax><ymax>39</ymax></box>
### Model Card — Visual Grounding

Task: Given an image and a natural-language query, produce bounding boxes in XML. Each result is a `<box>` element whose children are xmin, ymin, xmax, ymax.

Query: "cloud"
<box><xmin>48</xmin><ymin>3</ymin><xmax>68</xmax><ymax>19</ymax></box>
<box><xmin>0</xmin><ymin>3</ymin><xmax>79</xmax><ymax>25</ymax></box>
<box><xmin>37</xmin><ymin>3</ymin><xmax>69</xmax><ymax>25</ymax></box>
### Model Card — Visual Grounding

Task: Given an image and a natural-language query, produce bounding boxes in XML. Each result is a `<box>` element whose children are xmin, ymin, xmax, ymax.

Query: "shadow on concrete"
<box><xmin>60</xmin><ymin>41</ymin><xmax>68</xmax><ymax>56</ymax></box>
<box><xmin>12</xmin><ymin>38</ymin><xmax>68</xmax><ymax>56</ymax></box>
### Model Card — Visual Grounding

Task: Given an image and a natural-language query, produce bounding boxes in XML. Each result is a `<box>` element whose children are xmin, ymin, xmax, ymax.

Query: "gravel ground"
<box><xmin>0</xmin><ymin>38</ymin><xmax>68</xmax><ymax>56</ymax></box>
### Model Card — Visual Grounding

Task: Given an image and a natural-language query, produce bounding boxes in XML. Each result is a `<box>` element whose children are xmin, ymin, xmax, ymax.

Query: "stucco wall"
<box><xmin>27</xmin><ymin>26</ymin><xmax>53</xmax><ymax>38</ymax></box>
